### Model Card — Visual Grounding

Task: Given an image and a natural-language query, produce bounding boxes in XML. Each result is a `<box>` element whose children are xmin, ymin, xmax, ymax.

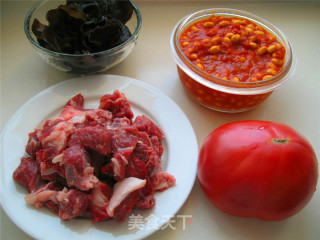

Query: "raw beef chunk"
<box><xmin>25</xmin><ymin>131</ymin><xmax>42</xmax><ymax>158</ymax></box>
<box><xmin>150</xmin><ymin>171</ymin><xmax>176</xmax><ymax>192</ymax></box>
<box><xmin>36</xmin><ymin>148</ymin><xmax>65</xmax><ymax>182</ymax></box>
<box><xmin>135</xmin><ymin>177</ymin><xmax>155</xmax><ymax>210</ymax></box>
<box><xmin>125</xmin><ymin>156</ymin><xmax>147</xmax><ymax>179</ymax></box>
<box><xmin>13</xmin><ymin>90</ymin><xmax>176</xmax><ymax>223</ymax></box>
<box><xmin>133</xmin><ymin>132</ymin><xmax>162</xmax><ymax>175</ymax></box>
<box><xmin>68</xmin><ymin>126</ymin><xmax>113</xmax><ymax>155</ymax></box>
<box><xmin>89</xmin><ymin>181</ymin><xmax>113</xmax><ymax>222</ymax></box>
<box><xmin>111</xmin><ymin>126</ymin><xmax>139</xmax><ymax>157</ymax></box>
<box><xmin>65</xmin><ymin>93</ymin><xmax>84</xmax><ymax>108</ymax></box>
<box><xmin>53</xmin><ymin>144</ymin><xmax>98</xmax><ymax>191</ymax></box>
<box><xmin>13</xmin><ymin>157</ymin><xmax>44</xmax><ymax>192</ymax></box>
<box><xmin>57</xmin><ymin>188</ymin><xmax>89</xmax><ymax>220</ymax></box>
<box><xmin>99</xmin><ymin>90</ymin><xmax>134</xmax><ymax>120</ymax></box>
<box><xmin>59</xmin><ymin>106</ymin><xmax>112</xmax><ymax>127</ymax></box>
<box><xmin>39</xmin><ymin>119</ymin><xmax>74</xmax><ymax>152</ymax></box>
<box><xmin>134</xmin><ymin>115</ymin><xmax>164</xmax><ymax>139</ymax></box>
<box><xmin>25</xmin><ymin>183</ymin><xmax>89</xmax><ymax>220</ymax></box>
<box><xmin>107</xmin><ymin>177</ymin><xmax>146</xmax><ymax>222</ymax></box>
<box><xmin>25</xmin><ymin>182</ymin><xmax>61</xmax><ymax>209</ymax></box>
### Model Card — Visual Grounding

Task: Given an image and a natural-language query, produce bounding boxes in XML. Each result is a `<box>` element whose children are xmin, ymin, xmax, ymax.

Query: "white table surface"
<box><xmin>1</xmin><ymin>1</ymin><xmax>320</xmax><ymax>240</ymax></box>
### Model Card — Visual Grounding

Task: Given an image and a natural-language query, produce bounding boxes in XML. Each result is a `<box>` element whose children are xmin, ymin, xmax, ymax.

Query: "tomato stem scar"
<box><xmin>272</xmin><ymin>138</ymin><xmax>290</xmax><ymax>144</ymax></box>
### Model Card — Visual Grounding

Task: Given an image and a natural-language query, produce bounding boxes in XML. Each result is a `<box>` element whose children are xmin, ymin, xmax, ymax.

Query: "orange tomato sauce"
<box><xmin>179</xmin><ymin>14</ymin><xmax>286</xmax><ymax>82</ymax></box>
<box><xmin>177</xmin><ymin>66</ymin><xmax>272</xmax><ymax>112</ymax></box>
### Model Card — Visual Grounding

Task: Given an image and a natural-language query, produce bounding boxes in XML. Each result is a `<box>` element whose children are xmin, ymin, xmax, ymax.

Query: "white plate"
<box><xmin>0</xmin><ymin>75</ymin><xmax>198</xmax><ymax>240</ymax></box>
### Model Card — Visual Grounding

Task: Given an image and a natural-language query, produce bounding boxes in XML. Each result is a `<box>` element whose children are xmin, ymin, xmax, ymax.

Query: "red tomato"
<box><xmin>197</xmin><ymin>120</ymin><xmax>318</xmax><ymax>221</ymax></box>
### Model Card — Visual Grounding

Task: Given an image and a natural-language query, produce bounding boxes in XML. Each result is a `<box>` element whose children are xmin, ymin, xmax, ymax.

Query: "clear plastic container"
<box><xmin>170</xmin><ymin>8</ymin><xmax>296</xmax><ymax>113</ymax></box>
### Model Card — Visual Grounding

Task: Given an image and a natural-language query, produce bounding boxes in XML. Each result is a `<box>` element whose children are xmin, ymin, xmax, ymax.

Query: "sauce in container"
<box><xmin>170</xmin><ymin>8</ymin><xmax>295</xmax><ymax>112</ymax></box>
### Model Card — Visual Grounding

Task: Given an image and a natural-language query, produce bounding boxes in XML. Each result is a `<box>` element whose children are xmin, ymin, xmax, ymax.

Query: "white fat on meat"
<box><xmin>78</xmin><ymin>166</ymin><xmax>99</xmax><ymax>191</ymax></box>
<box><xmin>52</xmin><ymin>153</ymin><xmax>64</xmax><ymax>165</ymax></box>
<box><xmin>56</xmin><ymin>188</ymin><xmax>70</xmax><ymax>203</ymax></box>
<box><xmin>41</xmin><ymin>121</ymin><xmax>74</xmax><ymax>152</ymax></box>
<box><xmin>25</xmin><ymin>189</ymin><xmax>57</xmax><ymax>208</ymax></box>
<box><xmin>59</xmin><ymin>107</ymin><xmax>87</xmax><ymax>123</ymax></box>
<box><xmin>39</xmin><ymin>163</ymin><xmax>58</xmax><ymax>176</ymax></box>
<box><xmin>59</xmin><ymin>107</ymin><xmax>112</xmax><ymax>124</ymax></box>
<box><xmin>151</xmin><ymin>171</ymin><xmax>176</xmax><ymax>192</ymax></box>
<box><xmin>107</xmin><ymin>177</ymin><xmax>146</xmax><ymax>217</ymax></box>
<box><xmin>91</xmin><ymin>182</ymin><xmax>110</xmax><ymax>207</ymax></box>
<box><xmin>69</xmin><ymin>114</ymin><xmax>86</xmax><ymax>124</ymax></box>
<box><xmin>111</xmin><ymin>155</ymin><xmax>128</xmax><ymax>177</ymax></box>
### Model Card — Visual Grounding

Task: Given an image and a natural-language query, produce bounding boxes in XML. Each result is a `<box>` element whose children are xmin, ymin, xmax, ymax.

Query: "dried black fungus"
<box><xmin>32</xmin><ymin>0</ymin><xmax>133</xmax><ymax>54</ymax></box>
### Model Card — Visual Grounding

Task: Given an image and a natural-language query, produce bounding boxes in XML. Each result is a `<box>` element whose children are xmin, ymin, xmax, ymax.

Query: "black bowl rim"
<box><xmin>24</xmin><ymin>0</ymin><xmax>142</xmax><ymax>57</ymax></box>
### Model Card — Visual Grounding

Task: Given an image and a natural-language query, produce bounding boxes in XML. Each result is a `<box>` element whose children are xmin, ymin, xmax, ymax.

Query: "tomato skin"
<box><xmin>197</xmin><ymin>120</ymin><xmax>318</xmax><ymax>221</ymax></box>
